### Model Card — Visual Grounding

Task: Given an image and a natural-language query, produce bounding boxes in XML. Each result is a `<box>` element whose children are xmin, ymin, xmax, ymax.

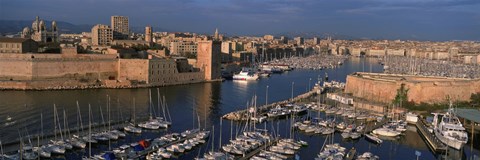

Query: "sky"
<box><xmin>1</xmin><ymin>0</ymin><xmax>479</xmax><ymax>41</ymax></box>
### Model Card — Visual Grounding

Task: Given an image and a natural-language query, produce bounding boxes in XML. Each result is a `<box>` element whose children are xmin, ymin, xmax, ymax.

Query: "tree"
<box><xmin>393</xmin><ymin>83</ymin><xmax>409</xmax><ymax>108</ymax></box>
<box><xmin>470</xmin><ymin>93</ymin><xmax>480</xmax><ymax>108</ymax></box>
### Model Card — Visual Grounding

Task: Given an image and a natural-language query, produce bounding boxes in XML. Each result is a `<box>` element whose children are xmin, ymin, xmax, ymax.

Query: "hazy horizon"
<box><xmin>1</xmin><ymin>0</ymin><xmax>479</xmax><ymax>41</ymax></box>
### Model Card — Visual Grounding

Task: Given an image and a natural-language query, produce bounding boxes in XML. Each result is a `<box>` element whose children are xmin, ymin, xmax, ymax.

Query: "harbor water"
<box><xmin>0</xmin><ymin>57</ymin><xmax>478</xmax><ymax>159</ymax></box>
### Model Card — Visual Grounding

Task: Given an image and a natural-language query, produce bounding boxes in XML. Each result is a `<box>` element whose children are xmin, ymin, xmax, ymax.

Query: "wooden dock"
<box><xmin>415</xmin><ymin>119</ymin><xmax>447</xmax><ymax>153</ymax></box>
<box><xmin>128</xmin><ymin>131</ymin><xmax>201</xmax><ymax>159</ymax></box>
<box><xmin>239</xmin><ymin>138</ymin><xmax>279</xmax><ymax>160</ymax></box>
<box><xmin>364</xmin><ymin>118</ymin><xmax>388</xmax><ymax>133</ymax></box>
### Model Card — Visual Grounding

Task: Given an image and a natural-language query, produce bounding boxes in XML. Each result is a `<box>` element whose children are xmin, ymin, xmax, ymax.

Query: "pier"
<box><xmin>415</xmin><ymin>118</ymin><xmax>447</xmax><ymax>153</ymax></box>
<box><xmin>223</xmin><ymin>87</ymin><xmax>320</xmax><ymax>121</ymax></box>
<box><xmin>130</xmin><ymin>130</ymin><xmax>201</xmax><ymax>159</ymax></box>
<box><xmin>239</xmin><ymin>138</ymin><xmax>279</xmax><ymax>160</ymax></box>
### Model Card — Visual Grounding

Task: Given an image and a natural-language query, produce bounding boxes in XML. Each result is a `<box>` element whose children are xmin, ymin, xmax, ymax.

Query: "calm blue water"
<box><xmin>0</xmin><ymin>57</ymin><xmax>478</xmax><ymax>159</ymax></box>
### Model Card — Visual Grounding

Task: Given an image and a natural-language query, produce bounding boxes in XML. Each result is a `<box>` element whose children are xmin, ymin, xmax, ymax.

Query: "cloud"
<box><xmin>0</xmin><ymin>0</ymin><xmax>479</xmax><ymax>40</ymax></box>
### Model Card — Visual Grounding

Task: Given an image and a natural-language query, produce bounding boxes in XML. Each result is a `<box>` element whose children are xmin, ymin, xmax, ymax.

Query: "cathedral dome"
<box><xmin>52</xmin><ymin>21</ymin><xmax>57</xmax><ymax>32</ymax></box>
<box><xmin>22</xmin><ymin>27</ymin><xmax>31</xmax><ymax>34</ymax></box>
<box><xmin>39</xmin><ymin>20</ymin><xmax>46</xmax><ymax>31</ymax></box>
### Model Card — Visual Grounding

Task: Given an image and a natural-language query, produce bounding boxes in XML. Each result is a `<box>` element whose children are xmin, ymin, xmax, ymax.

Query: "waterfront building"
<box><xmin>111</xmin><ymin>15</ymin><xmax>129</xmax><ymax>39</ymax></box>
<box><xmin>0</xmin><ymin>38</ymin><xmax>38</xmax><ymax>53</ymax></box>
<box><xmin>221</xmin><ymin>41</ymin><xmax>233</xmax><ymax>63</ymax></box>
<box><xmin>197</xmin><ymin>40</ymin><xmax>221</xmax><ymax>80</ymax></box>
<box><xmin>91</xmin><ymin>24</ymin><xmax>113</xmax><ymax>46</ymax></box>
<box><xmin>21</xmin><ymin>16</ymin><xmax>59</xmax><ymax>43</ymax></box>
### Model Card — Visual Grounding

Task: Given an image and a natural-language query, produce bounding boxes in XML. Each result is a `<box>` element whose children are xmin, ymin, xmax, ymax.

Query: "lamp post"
<box><xmin>266</xmin><ymin>85</ymin><xmax>269</xmax><ymax>105</ymax></box>
<box><xmin>291</xmin><ymin>82</ymin><xmax>295</xmax><ymax>100</ymax></box>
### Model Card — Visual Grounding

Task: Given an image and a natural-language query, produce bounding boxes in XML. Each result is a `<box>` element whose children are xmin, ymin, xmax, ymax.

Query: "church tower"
<box><xmin>214</xmin><ymin>28</ymin><xmax>219</xmax><ymax>40</ymax></box>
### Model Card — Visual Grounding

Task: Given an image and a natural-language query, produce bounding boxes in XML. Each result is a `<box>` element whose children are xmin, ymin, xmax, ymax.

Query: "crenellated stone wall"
<box><xmin>345</xmin><ymin>72</ymin><xmax>480</xmax><ymax>104</ymax></box>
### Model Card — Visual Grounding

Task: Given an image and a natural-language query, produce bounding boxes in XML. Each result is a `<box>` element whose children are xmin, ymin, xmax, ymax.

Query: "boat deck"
<box><xmin>415</xmin><ymin>119</ymin><xmax>447</xmax><ymax>153</ymax></box>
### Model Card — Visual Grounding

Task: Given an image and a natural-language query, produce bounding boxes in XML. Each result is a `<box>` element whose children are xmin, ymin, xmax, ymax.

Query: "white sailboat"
<box><xmin>124</xmin><ymin>98</ymin><xmax>142</xmax><ymax>134</ymax></box>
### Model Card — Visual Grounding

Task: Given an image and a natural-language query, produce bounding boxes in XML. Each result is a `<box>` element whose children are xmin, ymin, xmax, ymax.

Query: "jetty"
<box><xmin>239</xmin><ymin>138</ymin><xmax>279</xmax><ymax>160</ymax></box>
<box><xmin>222</xmin><ymin>87</ymin><xmax>320</xmax><ymax>121</ymax></box>
<box><xmin>415</xmin><ymin>118</ymin><xmax>447</xmax><ymax>153</ymax></box>
<box><xmin>130</xmin><ymin>130</ymin><xmax>201</xmax><ymax>159</ymax></box>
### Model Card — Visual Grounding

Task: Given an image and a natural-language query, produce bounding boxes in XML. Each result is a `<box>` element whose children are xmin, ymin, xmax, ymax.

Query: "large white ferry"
<box><xmin>432</xmin><ymin>103</ymin><xmax>468</xmax><ymax>150</ymax></box>
<box><xmin>233</xmin><ymin>68</ymin><xmax>259</xmax><ymax>80</ymax></box>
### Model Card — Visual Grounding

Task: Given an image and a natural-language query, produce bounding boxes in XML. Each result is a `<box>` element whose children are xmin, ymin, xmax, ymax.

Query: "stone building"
<box><xmin>294</xmin><ymin>37</ymin><xmax>304</xmax><ymax>45</ymax></box>
<box><xmin>91</xmin><ymin>24</ymin><xmax>113</xmax><ymax>46</ymax></box>
<box><xmin>21</xmin><ymin>16</ymin><xmax>59</xmax><ymax>43</ymax></box>
<box><xmin>221</xmin><ymin>41</ymin><xmax>233</xmax><ymax>63</ymax></box>
<box><xmin>170</xmin><ymin>41</ymin><xmax>197</xmax><ymax>56</ymax></box>
<box><xmin>145</xmin><ymin>25</ymin><xmax>153</xmax><ymax>44</ymax></box>
<box><xmin>0</xmin><ymin>37</ymin><xmax>38</xmax><ymax>53</ymax></box>
<box><xmin>111</xmin><ymin>16</ymin><xmax>129</xmax><ymax>40</ymax></box>
<box><xmin>197</xmin><ymin>40</ymin><xmax>221</xmax><ymax>80</ymax></box>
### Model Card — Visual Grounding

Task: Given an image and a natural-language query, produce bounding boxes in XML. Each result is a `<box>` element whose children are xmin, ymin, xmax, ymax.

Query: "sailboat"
<box><xmin>47</xmin><ymin>104</ymin><xmax>67</xmax><ymax>154</ymax></box>
<box><xmin>82</xmin><ymin>104</ymin><xmax>98</xmax><ymax>144</ymax></box>
<box><xmin>33</xmin><ymin>113</ymin><xmax>52</xmax><ymax>158</ymax></box>
<box><xmin>124</xmin><ymin>98</ymin><xmax>142</xmax><ymax>134</ymax></box>
<box><xmin>64</xmin><ymin>107</ymin><xmax>87</xmax><ymax>149</ymax></box>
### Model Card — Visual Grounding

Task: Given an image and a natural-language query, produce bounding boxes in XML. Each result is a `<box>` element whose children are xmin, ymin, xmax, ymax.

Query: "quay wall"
<box><xmin>0</xmin><ymin>53</ymin><xmax>206</xmax><ymax>90</ymax></box>
<box><xmin>345</xmin><ymin>72</ymin><xmax>480</xmax><ymax>104</ymax></box>
<box><xmin>0</xmin><ymin>53</ymin><xmax>118</xmax><ymax>81</ymax></box>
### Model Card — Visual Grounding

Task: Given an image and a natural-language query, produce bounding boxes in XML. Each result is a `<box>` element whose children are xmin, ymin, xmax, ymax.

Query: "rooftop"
<box><xmin>454</xmin><ymin>108</ymin><xmax>480</xmax><ymax>124</ymax></box>
<box><xmin>0</xmin><ymin>37</ymin><xmax>32</xmax><ymax>43</ymax></box>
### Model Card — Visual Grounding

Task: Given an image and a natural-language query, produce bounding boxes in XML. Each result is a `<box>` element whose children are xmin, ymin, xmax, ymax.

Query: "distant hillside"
<box><xmin>276</xmin><ymin>31</ymin><xmax>358</xmax><ymax>40</ymax></box>
<box><xmin>0</xmin><ymin>20</ymin><xmax>92</xmax><ymax>34</ymax></box>
<box><xmin>0</xmin><ymin>20</ymin><xmax>171</xmax><ymax>35</ymax></box>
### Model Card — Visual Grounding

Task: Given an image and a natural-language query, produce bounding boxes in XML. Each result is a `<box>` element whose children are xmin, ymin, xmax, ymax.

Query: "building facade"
<box><xmin>0</xmin><ymin>38</ymin><xmax>38</xmax><ymax>53</ymax></box>
<box><xmin>294</xmin><ymin>37</ymin><xmax>304</xmax><ymax>45</ymax></box>
<box><xmin>170</xmin><ymin>41</ymin><xmax>197</xmax><ymax>56</ymax></box>
<box><xmin>111</xmin><ymin>16</ymin><xmax>129</xmax><ymax>40</ymax></box>
<box><xmin>21</xmin><ymin>16</ymin><xmax>59</xmax><ymax>43</ymax></box>
<box><xmin>91</xmin><ymin>24</ymin><xmax>113</xmax><ymax>46</ymax></box>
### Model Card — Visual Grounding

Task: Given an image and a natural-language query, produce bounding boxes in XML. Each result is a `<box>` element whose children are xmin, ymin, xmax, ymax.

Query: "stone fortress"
<box><xmin>0</xmin><ymin>43</ymin><xmax>217</xmax><ymax>90</ymax></box>
<box><xmin>344</xmin><ymin>72</ymin><xmax>480</xmax><ymax>104</ymax></box>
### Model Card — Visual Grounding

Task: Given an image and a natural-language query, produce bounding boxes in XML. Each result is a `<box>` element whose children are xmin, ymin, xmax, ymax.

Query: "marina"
<box><xmin>0</xmin><ymin>58</ymin><xmax>478</xmax><ymax>159</ymax></box>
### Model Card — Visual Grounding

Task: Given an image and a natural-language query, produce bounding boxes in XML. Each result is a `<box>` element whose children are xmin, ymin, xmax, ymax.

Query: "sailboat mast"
<box><xmin>157</xmin><ymin>88</ymin><xmax>162</xmax><ymax>119</ymax></box>
<box><xmin>133</xmin><ymin>98</ymin><xmax>136</xmax><ymax>125</ymax></box>
<box><xmin>88</xmin><ymin>104</ymin><xmax>92</xmax><ymax>158</ymax></box>
<box><xmin>54</xmin><ymin>104</ymin><xmax>57</xmax><ymax>141</ymax></box>
<box><xmin>219</xmin><ymin>118</ymin><xmax>222</xmax><ymax>150</ymax></box>
<box><xmin>211</xmin><ymin>125</ymin><xmax>215</xmax><ymax>153</ymax></box>
<box><xmin>149</xmin><ymin>89</ymin><xmax>153</xmax><ymax>119</ymax></box>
